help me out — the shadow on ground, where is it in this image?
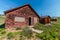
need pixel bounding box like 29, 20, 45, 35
0, 23, 5, 28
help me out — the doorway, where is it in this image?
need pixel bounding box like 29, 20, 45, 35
28, 17, 31, 26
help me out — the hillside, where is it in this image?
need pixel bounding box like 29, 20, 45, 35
0, 16, 5, 25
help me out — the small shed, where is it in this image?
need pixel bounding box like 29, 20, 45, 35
40, 16, 51, 24
4, 4, 40, 28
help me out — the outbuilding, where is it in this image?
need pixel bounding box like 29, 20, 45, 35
40, 16, 51, 24
4, 4, 40, 28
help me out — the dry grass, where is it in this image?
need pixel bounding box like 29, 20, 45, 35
0, 16, 5, 25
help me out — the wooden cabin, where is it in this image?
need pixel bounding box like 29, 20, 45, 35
40, 16, 51, 24
4, 4, 40, 28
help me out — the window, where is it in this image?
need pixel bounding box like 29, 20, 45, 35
15, 17, 25, 22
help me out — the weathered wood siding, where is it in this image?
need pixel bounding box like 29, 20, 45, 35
5, 5, 40, 28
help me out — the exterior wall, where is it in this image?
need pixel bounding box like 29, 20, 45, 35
45, 17, 51, 24
5, 6, 40, 28
40, 17, 51, 24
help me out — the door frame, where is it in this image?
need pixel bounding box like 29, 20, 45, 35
28, 17, 31, 26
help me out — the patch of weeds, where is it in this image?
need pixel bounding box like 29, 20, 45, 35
33, 23, 44, 30
20, 27, 33, 38
7, 32, 14, 39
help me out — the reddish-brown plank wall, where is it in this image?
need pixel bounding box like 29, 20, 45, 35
5, 5, 40, 28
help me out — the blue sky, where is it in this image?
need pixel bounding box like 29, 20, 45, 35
0, 0, 60, 17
